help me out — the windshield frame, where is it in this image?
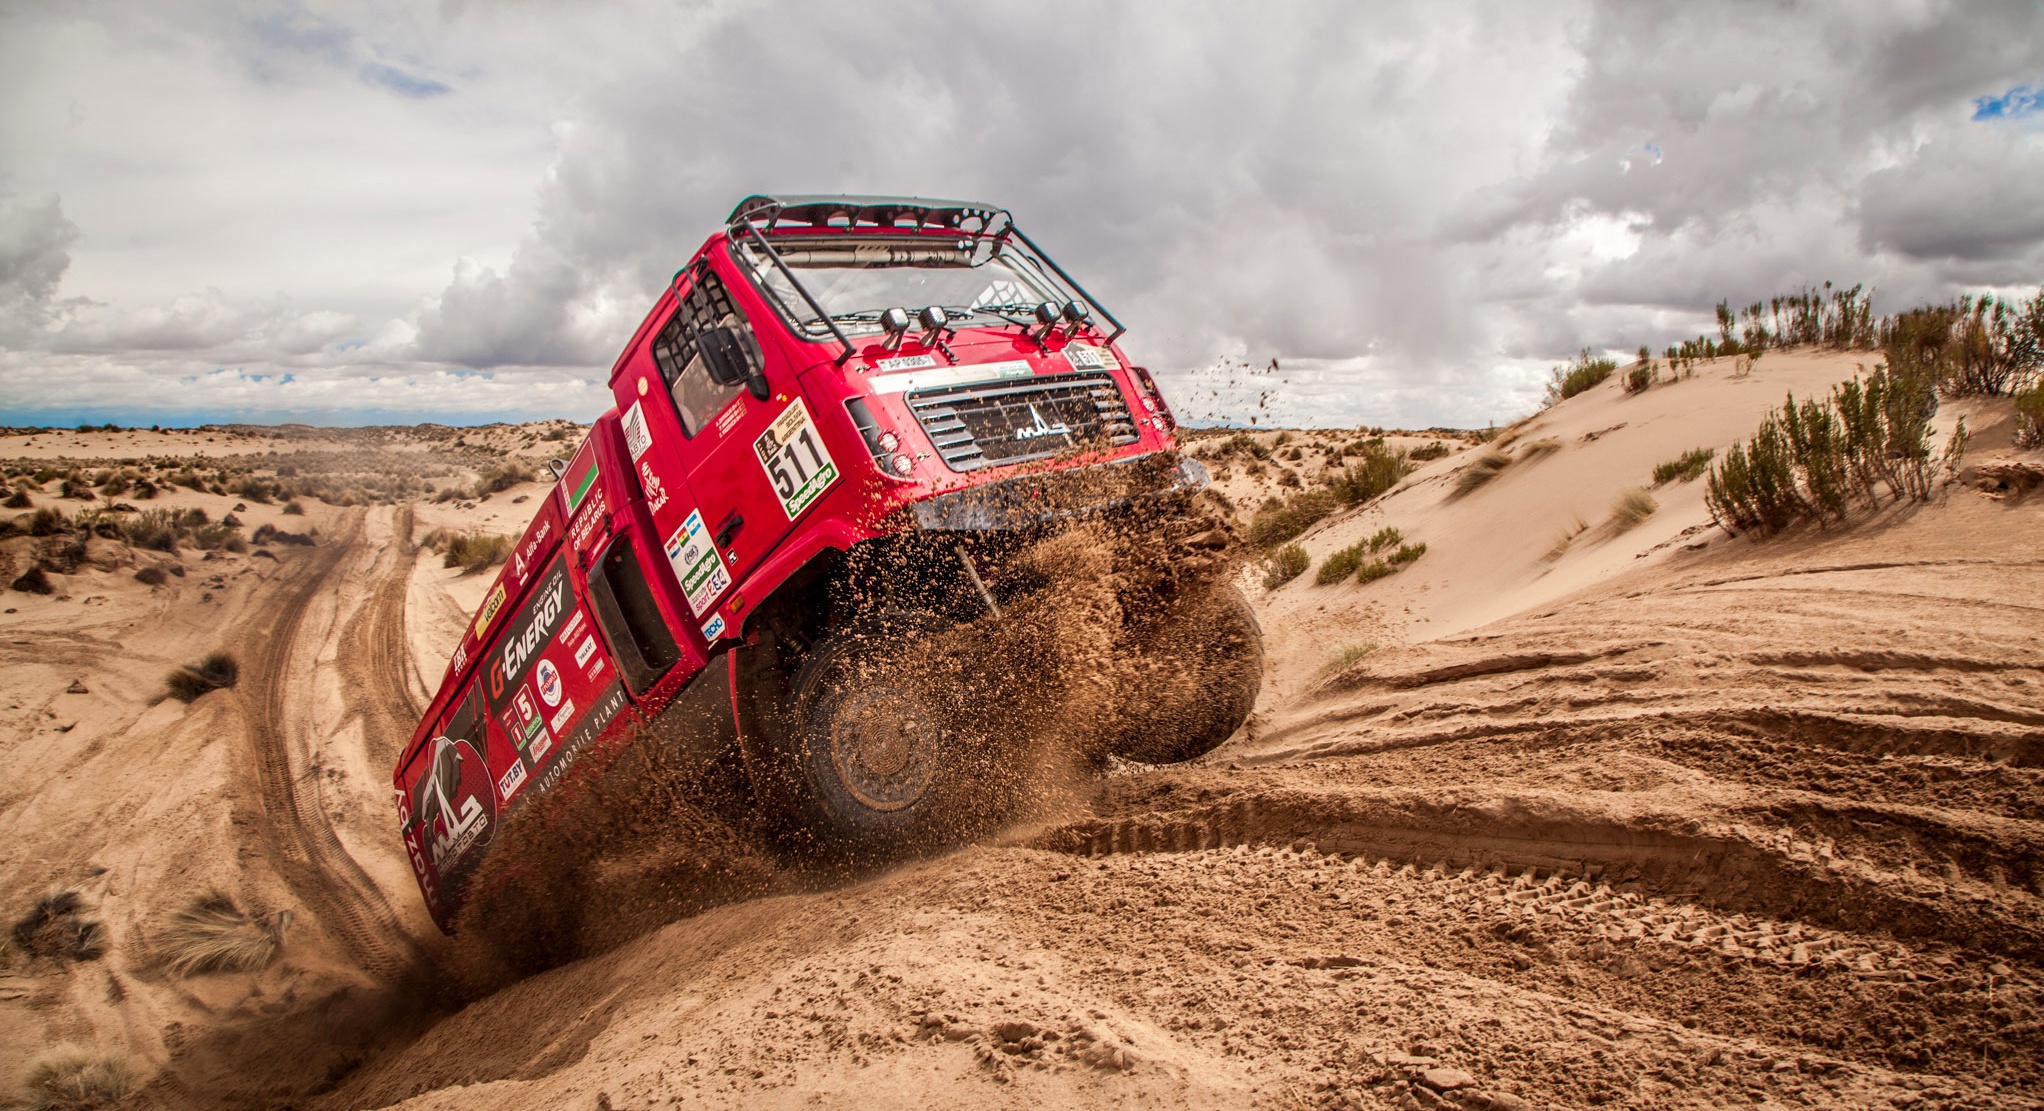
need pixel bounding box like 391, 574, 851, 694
729, 223, 1125, 356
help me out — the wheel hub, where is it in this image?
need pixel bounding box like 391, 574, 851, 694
826, 683, 940, 812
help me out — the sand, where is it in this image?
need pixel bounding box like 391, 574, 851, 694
0, 352, 2039, 1110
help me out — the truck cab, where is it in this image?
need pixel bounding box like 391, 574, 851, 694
395, 195, 1253, 932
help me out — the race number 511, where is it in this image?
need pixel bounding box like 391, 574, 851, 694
755, 399, 839, 520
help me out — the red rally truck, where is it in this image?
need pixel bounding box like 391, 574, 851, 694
394, 195, 1260, 931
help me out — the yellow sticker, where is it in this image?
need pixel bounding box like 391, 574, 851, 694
472, 582, 507, 640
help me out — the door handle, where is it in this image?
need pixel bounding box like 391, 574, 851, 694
715, 512, 744, 550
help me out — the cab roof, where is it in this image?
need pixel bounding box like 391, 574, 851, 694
727, 194, 1010, 236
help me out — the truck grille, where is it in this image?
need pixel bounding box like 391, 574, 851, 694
905, 371, 1138, 472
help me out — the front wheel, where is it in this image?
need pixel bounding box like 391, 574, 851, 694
742, 620, 990, 861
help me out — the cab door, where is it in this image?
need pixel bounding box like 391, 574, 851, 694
627, 255, 841, 629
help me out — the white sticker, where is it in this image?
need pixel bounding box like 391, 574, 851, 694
665, 508, 731, 617
623, 400, 653, 460
1064, 343, 1121, 371
754, 399, 840, 520
700, 613, 726, 642
574, 634, 597, 668
495, 759, 527, 803
535, 658, 564, 707
875, 353, 938, 372
867, 359, 1034, 394
547, 697, 577, 736
527, 728, 553, 762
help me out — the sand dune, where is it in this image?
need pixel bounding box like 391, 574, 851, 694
1, 355, 2039, 1110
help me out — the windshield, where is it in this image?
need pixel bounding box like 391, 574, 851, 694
739, 235, 1071, 338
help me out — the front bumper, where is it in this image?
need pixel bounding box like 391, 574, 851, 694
908, 452, 1209, 532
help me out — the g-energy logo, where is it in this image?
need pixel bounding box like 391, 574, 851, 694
491, 572, 569, 697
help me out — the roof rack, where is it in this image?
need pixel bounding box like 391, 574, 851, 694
727, 194, 1011, 236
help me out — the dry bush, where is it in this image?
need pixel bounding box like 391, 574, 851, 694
1610, 488, 1659, 531
1355, 558, 1396, 584
1313, 526, 1400, 585
1546, 514, 1589, 561
1652, 447, 1716, 485
10, 566, 54, 595
250, 523, 313, 547
1544, 350, 1618, 405
1326, 442, 1411, 506
26, 507, 68, 537
1706, 363, 1941, 536
10, 889, 107, 962
1624, 363, 1654, 394
1453, 449, 1510, 497
1388, 541, 1427, 565
1518, 437, 1562, 461
3, 488, 31, 508
165, 652, 239, 703
154, 891, 285, 976
281, 500, 305, 515
1262, 544, 1309, 589
133, 565, 168, 587
21, 1044, 135, 1111
472, 460, 538, 498
2015, 383, 2044, 448
1408, 441, 1450, 462
439, 530, 514, 574
1246, 490, 1336, 548
1320, 642, 1377, 674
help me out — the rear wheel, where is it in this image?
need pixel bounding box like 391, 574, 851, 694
1101, 580, 1263, 764
742, 619, 988, 861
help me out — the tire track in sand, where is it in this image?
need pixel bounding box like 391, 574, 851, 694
238, 508, 423, 982
338, 504, 423, 771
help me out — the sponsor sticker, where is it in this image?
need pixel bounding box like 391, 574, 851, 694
528, 727, 553, 762
622, 400, 653, 460
754, 399, 839, 520
665, 508, 731, 617
700, 613, 726, 642
714, 398, 748, 436
875, 353, 938, 372
495, 759, 527, 803
867, 359, 1033, 394
574, 634, 597, 668
472, 583, 507, 640
1063, 343, 1121, 371
535, 658, 563, 708
548, 696, 578, 736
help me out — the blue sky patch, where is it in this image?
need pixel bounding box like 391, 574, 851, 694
361, 63, 451, 99
1973, 83, 2042, 121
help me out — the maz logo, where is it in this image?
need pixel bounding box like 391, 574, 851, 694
1013, 404, 1071, 442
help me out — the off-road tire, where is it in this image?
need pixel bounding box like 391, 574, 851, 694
744, 618, 987, 862
1104, 580, 1263, 764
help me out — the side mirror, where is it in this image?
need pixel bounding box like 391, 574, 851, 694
698, 326, 770, 400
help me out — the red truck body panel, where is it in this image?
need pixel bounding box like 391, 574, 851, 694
396, 197, 1183, 930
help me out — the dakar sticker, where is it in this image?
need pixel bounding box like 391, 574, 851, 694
664, 508, 730, 617
754, 398, 838, 521
622, 399, 653, 460
472, 582, 507, 640
1063, 343, 1121, 371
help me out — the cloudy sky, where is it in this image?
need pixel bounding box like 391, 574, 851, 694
1, 0, 2039, 429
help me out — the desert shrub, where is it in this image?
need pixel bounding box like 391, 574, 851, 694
2016, 383, 2044, 448
472, 460, 538, 498
1652, 447, 1716, 485
21, 1044, 134, 1111
431, 486, 462, 504
154, 891, 284, 976
1453, 449, 1510, 496
35, 536, 87, 574
1544, 349, 1619, 406
1326, 442, 1411, 506
229, 477, 275, 504
439, 530, 515, 573
1624, 364, 1653, 394
1389, 541, 1427, 565
1518, 437, 1562, 461
188, 524, 246, 553
165, 652, 239, 703
1610, 488, 1659, 531
1262, 544, 1309, 589
1706, 364, 1941, 535
1276, 469, 1301, 488
1881, 292, 2043, 398
1408, 441, 1450, 462
10, 889, 107, 962
3, 488, 31, 508
1355, 558, 1396, 584
120, 509, 184, 552
1316, 544, 1365, 584
1546, 514, 1589, 561
59, 478, 94, 500
1320, 642, 1377, 673
281, 500, 305, 515
129, 478, 157, 499
10, 566, 54, 594
97, 475, 128, 498
26, 507, 68, 537
1322, 528, 1421, 585
1246, 490, 1337, 548
250, 523, 314, 547
133, 565, 169, 587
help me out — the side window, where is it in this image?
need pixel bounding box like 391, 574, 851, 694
651, 266, 765, 437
